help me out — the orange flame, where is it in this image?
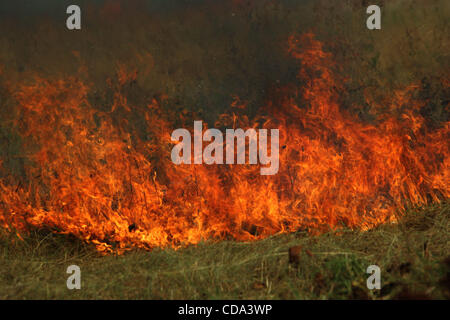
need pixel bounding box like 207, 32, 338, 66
0, 33, 448, 254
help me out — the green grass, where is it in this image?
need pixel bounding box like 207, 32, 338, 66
0, 202, 448, 299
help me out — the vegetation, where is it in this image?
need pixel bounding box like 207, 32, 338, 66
0, 202, 448, 299
0, 0, 448, 299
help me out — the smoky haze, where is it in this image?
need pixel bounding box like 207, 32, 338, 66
0, 0, 219, 16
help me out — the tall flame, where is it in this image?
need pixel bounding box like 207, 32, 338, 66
0, 33, 448, 254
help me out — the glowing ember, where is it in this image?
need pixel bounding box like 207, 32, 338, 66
0, 33, 448, 254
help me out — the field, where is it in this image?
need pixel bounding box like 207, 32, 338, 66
0, 203, 448, 299
0, 0, 449, 300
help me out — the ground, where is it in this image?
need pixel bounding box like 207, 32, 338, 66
0, 202, 448, 299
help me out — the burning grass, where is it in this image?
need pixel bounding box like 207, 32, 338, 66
0, 202, 448, 299
0, 31, 448, 253
0, 0, 448, 298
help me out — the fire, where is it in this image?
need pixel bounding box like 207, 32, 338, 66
0, 33, 448, 254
